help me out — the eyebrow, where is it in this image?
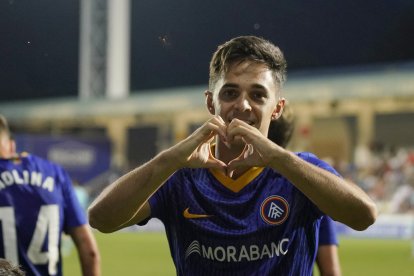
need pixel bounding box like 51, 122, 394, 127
220, 83, 239, 90
251, 84, 267, 91
221, 83, 267, 90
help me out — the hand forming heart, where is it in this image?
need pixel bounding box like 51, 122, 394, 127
177, 116, 279, 177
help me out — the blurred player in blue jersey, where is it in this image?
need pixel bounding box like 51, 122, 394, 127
0, 115, 100, 276
89, 36, 376, 275
268, 105, 341, 276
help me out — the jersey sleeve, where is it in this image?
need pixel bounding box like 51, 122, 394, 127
146, 171, 178, 223
58, 166, 87, 232
295, 152, 342, 219
296, 153, 340, 245
297, 152, 341, 177
318, 215, 339, 246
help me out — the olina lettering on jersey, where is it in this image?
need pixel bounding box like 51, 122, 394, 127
0, 169, 55, 192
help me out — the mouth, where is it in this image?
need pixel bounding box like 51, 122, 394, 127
228, 118, 255, 126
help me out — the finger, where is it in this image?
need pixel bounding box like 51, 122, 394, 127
213, 115, 226, 126
210, 116, 228, 141
226, 168, 234, 178
206, 120, 226, 139
227, 124, 264, 145
196, 141, 214, 163
227, 158, 246, 174
226, 119, 255, 142
206, 139, 228, 172
243, 143, 254, 157
191, 121, 224, 146
227, 144, 251, 172
205, 158, 227, 171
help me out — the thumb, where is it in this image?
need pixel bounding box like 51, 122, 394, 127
204, 156, 228, 176
226, 144, 254, 175
226, 157, 245, 175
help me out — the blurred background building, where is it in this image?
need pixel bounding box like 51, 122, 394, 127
1, 0, 414, 220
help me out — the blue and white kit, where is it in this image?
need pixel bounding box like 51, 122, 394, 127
0, 154, 86, 276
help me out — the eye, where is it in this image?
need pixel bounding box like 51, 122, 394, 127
220, 89, 239, 101
251, 91, 267, 102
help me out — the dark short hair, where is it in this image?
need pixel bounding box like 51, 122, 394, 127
209, 36, 287, 91
268, 103, 295, 148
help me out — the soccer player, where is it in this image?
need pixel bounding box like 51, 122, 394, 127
268, 106, 341, 276
0, 115, 101, 276
89, 35, 376, 275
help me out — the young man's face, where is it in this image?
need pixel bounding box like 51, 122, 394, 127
206, 61, 284, 138
0, 133, 14, 158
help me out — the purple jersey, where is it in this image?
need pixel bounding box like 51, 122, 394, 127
318, 216, 338, 246
147, 152, 339, 275
0, 154, 86, 276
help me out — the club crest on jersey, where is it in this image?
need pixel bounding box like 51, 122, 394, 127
260, 195, 289, 225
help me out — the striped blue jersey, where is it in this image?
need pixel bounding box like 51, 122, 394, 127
148, 152, 340, 275
0, 154, 87, 276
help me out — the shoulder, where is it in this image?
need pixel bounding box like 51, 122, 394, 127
24, 154, 70, 180
161, 168, 207, 192
296, 152, 322, 163
295, 152, 339, 176
26, 154, 63, 169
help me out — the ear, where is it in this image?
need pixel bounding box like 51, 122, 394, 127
0, 136, 15, 158
271, 97, 285, 120
204, 90, 215, 115
10, 139, 16, 156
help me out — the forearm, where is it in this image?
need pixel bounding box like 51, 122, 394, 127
271, 149, 377, 230
78, 243, 100, 276
80, 259, 100, 276
88, 148, 179, 232
316, 245, 341, 276
70, 226, 101, 276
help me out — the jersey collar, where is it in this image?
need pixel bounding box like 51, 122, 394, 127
209, 167, 264, 193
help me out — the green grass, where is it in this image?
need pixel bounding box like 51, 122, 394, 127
337, 238, 414, 276
63, 232, 414, 275
63, 232, 175, 275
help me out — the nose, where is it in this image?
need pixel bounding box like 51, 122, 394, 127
235, 95, 252, 112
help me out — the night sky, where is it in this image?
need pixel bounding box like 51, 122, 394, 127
1, 0, 414, 102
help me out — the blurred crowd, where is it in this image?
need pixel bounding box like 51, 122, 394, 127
333, 144, 414, 215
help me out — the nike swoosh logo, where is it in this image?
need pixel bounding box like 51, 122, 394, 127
183, 208, 212, 219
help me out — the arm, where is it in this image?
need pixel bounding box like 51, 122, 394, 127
88, 116, 227, 233
69, 225, 101, 276
226, 119, 377, 230
316, 245, 341, 276
272, 149, 376, 230
88, 151, 178, 233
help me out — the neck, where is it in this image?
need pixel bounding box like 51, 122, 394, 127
214, 137, 249, 179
